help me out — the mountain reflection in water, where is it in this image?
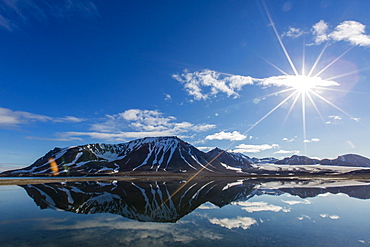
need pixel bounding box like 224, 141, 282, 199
21, 178, 370, 223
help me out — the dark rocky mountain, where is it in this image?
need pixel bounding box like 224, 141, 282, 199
275, 155, 320, 165
207, 147, 254, 168
275, 154, 370, 167
1, 136, 370, 177
319, 154, 370, 167
21, 178, 370, 222
1, 137, 238, 177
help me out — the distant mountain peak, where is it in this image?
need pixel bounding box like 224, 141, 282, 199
208, 147, 223, 152
1, 136, 370, 177
2, 136, 238, 176
274, 155, 319, 165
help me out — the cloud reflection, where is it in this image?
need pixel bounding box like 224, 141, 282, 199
281, 199, 311, 205
37, 215, 223, 245
233, 201, 290, 213
209, 216, 257, 230
197, 203, 219, 210
320, 214, 340, 219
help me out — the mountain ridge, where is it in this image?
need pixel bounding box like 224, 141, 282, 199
1, 136, 370, 177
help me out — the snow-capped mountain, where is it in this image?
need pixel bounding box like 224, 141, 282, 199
250, 157, 279, 164
2, 136, 370, 177
207, 147, 254, 168
320, 154, 370, 167
274, 154, 370, 167
275, 155, 320, 165
2, 136, 237, 176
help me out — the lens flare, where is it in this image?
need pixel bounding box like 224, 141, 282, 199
48, 158, 59, 176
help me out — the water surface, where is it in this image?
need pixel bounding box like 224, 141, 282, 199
1, 178, 370, 246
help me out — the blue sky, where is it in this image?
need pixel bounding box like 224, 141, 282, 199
1, 0, 370, 170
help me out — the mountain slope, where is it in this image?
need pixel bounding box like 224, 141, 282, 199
274, 155, 320, 165
207, 148, 254, 168
320, 154, 370, 167
274, 154, 370, 167
2, 136, 370, 177
2, 136, 232, 176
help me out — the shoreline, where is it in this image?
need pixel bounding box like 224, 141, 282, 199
1, 174, 370, 186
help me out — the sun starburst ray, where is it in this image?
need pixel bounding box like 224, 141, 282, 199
301, 91, 307, 154
308, 42, 329, 77
257, 88, 296, 100
302, 39, 306, 76
324, 66, 370, 81
309, 89, 356, 119
306, 90, 326, 124
263, 57, 290, 75
244, 90, 298, 134
314, 86, 369, 95
281, 90, 301, 128
314, 47, 353, 77
263, 0, 299, 76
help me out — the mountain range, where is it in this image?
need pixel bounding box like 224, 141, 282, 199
2, 136, 370, 177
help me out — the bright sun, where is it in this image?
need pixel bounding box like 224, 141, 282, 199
241, 3, 360, 156
273, 75, 339, 93
292, 75, 322, 92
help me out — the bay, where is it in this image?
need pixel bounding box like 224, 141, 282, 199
1, 177, 370, 246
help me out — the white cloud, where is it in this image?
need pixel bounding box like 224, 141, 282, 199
259, 75, 338, 88
173, 69, 254, 100
283, 27, 305, 38
282, 136, 297, 142
63, 109, 216, 142
54, 116, 85, 123
303, 138, 320, 143
0, 107, 84, 127
209, 216, 257, 230
329, 21, 370, 46
91, 109, 215, 133
232, 201, 290, 213
329, 115, 341, 120
312, 20, 329, 44
311, 20, 370, 47
164, 93, 172, 101
26, 136, 83, 142
205, 131, 246, 141
191, 124, 216, 132
325, 115, 342, 125
173, 70, 339, 100
232, 143, 279, 153
61, 131, 176, 142
274, 149, 300, 155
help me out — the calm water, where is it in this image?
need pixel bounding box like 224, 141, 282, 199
1, 178, 370, 246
